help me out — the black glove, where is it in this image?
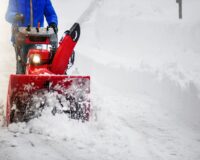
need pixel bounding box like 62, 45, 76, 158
14, 13, 24, 22
49, 23, 58, 34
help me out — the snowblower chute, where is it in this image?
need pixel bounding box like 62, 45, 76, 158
6, 23, 90, 124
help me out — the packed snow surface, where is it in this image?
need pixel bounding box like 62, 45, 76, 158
0, 0, 200, 159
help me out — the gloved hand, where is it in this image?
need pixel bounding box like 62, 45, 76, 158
14, 13, 24, 22
49, 23, 58, 34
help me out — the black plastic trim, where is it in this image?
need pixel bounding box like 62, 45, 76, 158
64, 23, 81, 42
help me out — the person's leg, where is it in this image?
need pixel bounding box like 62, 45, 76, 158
14, 46, 24, 74
15, 45, 31, 74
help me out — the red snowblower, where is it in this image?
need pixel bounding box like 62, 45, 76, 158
6, 23, 90, 125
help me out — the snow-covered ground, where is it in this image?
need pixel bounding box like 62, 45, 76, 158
0, 0, 200, 159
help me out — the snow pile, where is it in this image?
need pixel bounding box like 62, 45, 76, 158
2, 83, 200, 160
77, 0, 200, 127
79, 0, 200, 88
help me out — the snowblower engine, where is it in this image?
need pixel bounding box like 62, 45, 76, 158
6, 23, 90, 124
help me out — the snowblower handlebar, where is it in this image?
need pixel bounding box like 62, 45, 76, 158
15, 23, 80, 46
18, 26, 55, 36
15, 26, 57, 45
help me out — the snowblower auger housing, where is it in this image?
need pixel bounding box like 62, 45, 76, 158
6, 23, 90, 125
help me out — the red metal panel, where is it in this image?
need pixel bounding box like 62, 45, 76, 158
51, 35, 76, 74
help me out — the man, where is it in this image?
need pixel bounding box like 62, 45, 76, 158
5, 0, 58, 74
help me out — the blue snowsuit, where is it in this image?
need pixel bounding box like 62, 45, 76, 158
5, 0, 58, 27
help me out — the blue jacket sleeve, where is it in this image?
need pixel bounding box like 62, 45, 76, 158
5, 0, 18, 24
44, 0, 58, 26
